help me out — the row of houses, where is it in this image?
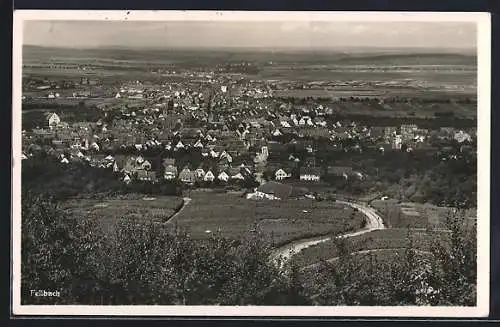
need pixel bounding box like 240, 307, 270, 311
121, 164, 254, 185
86, 154, 254, 185
273, 166, 363, 182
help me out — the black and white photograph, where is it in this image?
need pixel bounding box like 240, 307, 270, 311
11, 11, 490, 317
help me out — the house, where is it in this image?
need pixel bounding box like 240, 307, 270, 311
392, 135, 403, 150
122, 157, 137, 174
113, 161, 120, 173
163, 158, 178, 180
231, 171, 245, 181
210, 149, 220, 158
137, 170, 157, 182
203, 170, 215, 182
175, 140, 185, 150
280, 120, 291, 128
164, 165, 178, 180
90, 142, 100, 151
239, 165, 254, 179
454, 130, 472, 143
47, 113, 61, 129
217, 157, 231, 171
272, 129, 282, 137
163, 158, 175, 166
140, 159, 152, 171
218, 171, 230, 182
73, 91, 92, 98
123, 174, 132, 184
219, 150, 233, 163
193, 139, 204, 148
179, 166, 196, 184
275, 168, 292, 181
352, 171, 364, 180
313, 117, 327, 127
299, 167, 321, 182
201, 148, 210, 157
384, 127, 397, 139
250, 181, 306, 200
195, 165, 206, 180
377, 143, 392, 153
135, 155, 145, 165
223, 167, 242, 180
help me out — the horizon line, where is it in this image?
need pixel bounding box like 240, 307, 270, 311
23, 44, 476, 53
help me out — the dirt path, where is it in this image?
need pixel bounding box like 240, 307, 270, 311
164, 197, 192, 224
271, 200, 385, 269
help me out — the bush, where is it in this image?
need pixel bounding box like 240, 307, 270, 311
308, 211, 477, 306
21, 192, 310, 305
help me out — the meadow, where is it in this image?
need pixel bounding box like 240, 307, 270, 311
370, 200, 477, 229
22, 46, 477, 120
291, 228, 448, 269
169, 190, 365, 245
61, 194, 184, 233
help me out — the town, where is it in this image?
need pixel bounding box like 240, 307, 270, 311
22, 70, 477, 206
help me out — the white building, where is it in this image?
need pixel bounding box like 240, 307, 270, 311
275, 169, 290, 181
392, 135, 402, 150
204, 170, 215, 182
454, 130, 472, 143
195, 167, 206, 179
218, 171, 229, 182
300, 174, 320, 182
175, 141, 185, 150
47, 113, 61, 129
194, 139, 204, 148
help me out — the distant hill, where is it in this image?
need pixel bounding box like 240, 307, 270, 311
22, 45, 476, 67
333, 52, 476, 66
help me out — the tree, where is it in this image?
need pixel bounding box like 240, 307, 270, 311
21, 192, 309, 305
427, 210, 477, 306
21, 191, 104, 304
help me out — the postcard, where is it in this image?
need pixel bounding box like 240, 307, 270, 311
11, 10, 491, 317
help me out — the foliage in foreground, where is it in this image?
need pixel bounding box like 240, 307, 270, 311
21, 191, 476, 306
21, 191, 308, 305
307, 211, 476, 306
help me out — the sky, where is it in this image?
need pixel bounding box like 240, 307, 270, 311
23, 21, 477, 50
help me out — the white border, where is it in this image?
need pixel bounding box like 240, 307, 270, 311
11, 10, 491, 317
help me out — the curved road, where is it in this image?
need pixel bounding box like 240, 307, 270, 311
271, 200, 385, 269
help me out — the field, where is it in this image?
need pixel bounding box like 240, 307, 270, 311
22, 46, 478, 120
371, 200, 477, 229
290, 228, 448, 268
61, 194, 184, 233
169, 190, 365, 245
297, 247, 434, 293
